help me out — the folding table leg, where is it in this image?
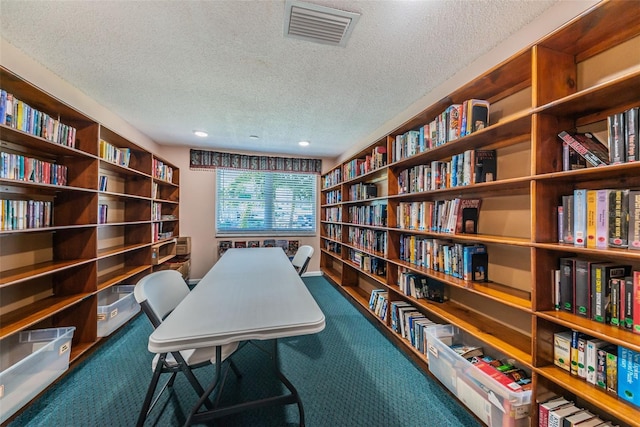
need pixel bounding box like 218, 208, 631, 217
136, 352, 168, 427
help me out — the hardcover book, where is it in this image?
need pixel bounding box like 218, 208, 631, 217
473, 149, 496, 183
624, 275, 634, 330
585, 189, 597, 248
562, 143, 587, 171
466, 99, 490, 134
554, 331, 572, 371
455, 198, 482, 234
585, 338, 607, 385
595, 189, 610, 249
558, 131, 609, 167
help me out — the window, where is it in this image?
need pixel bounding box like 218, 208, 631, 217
216, 169, 317, 235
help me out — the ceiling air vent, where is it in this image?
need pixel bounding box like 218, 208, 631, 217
284, 1, 360, 47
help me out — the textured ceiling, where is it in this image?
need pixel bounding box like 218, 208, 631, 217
0, 0, 570, 159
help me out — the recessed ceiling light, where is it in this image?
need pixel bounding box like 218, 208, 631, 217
249, 135, 260, 140
193, 130, 208, 137
298, 140, 310, 147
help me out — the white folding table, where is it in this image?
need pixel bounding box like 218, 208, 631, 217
147, 247, 326, 426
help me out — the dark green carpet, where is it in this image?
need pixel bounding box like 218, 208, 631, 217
10, 276, 480, 426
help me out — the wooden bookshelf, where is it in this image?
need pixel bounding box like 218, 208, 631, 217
0, 65, 180, 419
320, 2, 640, 426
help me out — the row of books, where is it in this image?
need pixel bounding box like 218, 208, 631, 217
99, 139, 131, 168
218, 240, 300, 257
1, 151, 68, 186
152, 202, 162, 221
396, 198, 481, 235
152, 158, 173, 182
98, 175, 108, 192
555, 260, 640, 331
324, 189, 341, 204
559, 106, 638, 170
0, 90, 78, 148
553, 330, 639, 409
389, 299, 442, 355
399, 236, 488, 282
343, 146, 387, 180
325, 207, 342, 222
324, 240, 341, 255
348, 182, 377, 201
397, 149, 496, 195
539, 393, 621, 427
397, 267, 445, 302
322, 168, 342, 189
347, 226, 387, 256
151, 182, 159, 199
324, 223, 341, 240
558, 189, 640, 250
153, 222, 173, 242
390, 99, 490, 163
348, 249, 386, 276
346, 204, 387, 226
1, 199, 53, 230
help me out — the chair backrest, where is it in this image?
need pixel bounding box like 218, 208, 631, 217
291, 245, 314, 276
134, 270, 190, 329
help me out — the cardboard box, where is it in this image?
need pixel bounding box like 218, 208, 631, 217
160, 259, 191, 280
176, 236, 191, 255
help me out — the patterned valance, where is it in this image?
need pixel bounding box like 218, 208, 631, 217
190, 149, 322, 174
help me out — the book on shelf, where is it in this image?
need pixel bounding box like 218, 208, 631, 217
595, 189, 610, 249
563, 411, 596, 427
562, 195, 575, 244
574, 259, 592, 317
557, 131, 609, 167
539, 397, 572, 427
626, 106, 638, 162
465, 99, 490, 135
585, 337, 607, 385
591, 263, 631, 324
586, 189, 597, 248
562, 143, 588, 171
609, 277, 623, 327
617, 345, 640, 408
554, 331, 572, 371
624, 275, 634, 331
573, 189, 587, 247
635, 271, 640, 335
455, 198, 482, 234
548, 403, 581, 427
609, 189, 629, 248
559, 258, 577, 313
98, 175, 108, 192
473, 149, 496, 183
628, 190, 640, 250
608, 111, 627, 164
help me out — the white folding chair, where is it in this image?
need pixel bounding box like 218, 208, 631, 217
134, 270, 241, 426
291, 245, 314, 276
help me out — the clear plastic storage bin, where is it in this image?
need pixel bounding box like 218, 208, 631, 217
0, 327, 75, 424
426, 324, 531, 427
97, 285, 140, 337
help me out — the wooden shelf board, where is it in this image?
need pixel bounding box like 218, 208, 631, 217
0, 292, 92, 339
341, 242, 386, 260
341, 167, 388, 186
320, 236, 342, 245
536, 70, 640, 119
99, 158, 150, 178
99, 190, 150, 201
153, 177, 178, 187
388, 259, 532, 311
321, 268, 342, 285
0, 177, 96, 194
537, 310, 640, 352
415, 299, 532, 367
97, 243, 150, 259
320, 248, 343, 261
0, 224, 94, 237
342, 260, 387, 286
69, 341, 95, 364
388, 176, 531, 200
0, 259, 95, 287
0, 126, 91, 157
97, 264, 151, 291
534, 162, 640, 185
536, 365, 640, 426
342, 285, 370, 307
533, 242, 640, 262
152, 198, 179, 204
386, 228, 532, 248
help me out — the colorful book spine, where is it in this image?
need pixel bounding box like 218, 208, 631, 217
573, 189, 586, 247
